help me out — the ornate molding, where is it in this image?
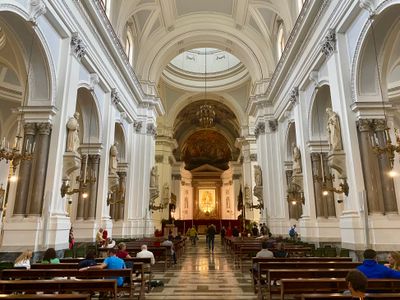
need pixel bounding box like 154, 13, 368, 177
356, 119, 373, 132
111, 88, 120, 106
155, 155, 164, 163
289, 87, 299, 105
146, 123, 157, 137
250, 154, 257, 162
232, 174, 241, 180
172, 174, 182, 181
321, 28, 336, 57
254, 122, 265, 138
29, 0, 47, 24
36, 122, 52, 135
133, 120, 142, 133
268, 119, 278, 132
89, 73, 99, 90
70, 32, 86, 60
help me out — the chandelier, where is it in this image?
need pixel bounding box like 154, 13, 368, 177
197, 104, 215, 128
196, 47, 216, 128
368, 16, 400, 171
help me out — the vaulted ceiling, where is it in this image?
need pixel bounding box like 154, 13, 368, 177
111, 0, 299, 84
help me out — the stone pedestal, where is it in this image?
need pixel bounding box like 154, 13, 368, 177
62, 152, 81, 180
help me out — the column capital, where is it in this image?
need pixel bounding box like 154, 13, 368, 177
71, 32, 86, 60
24, 123, 37, 135
321, 28, 336, 57
357, 119, 373, 132
36, 122, 52, 135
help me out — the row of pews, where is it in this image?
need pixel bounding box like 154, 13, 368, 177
224, 236, 400, 300
0, 236, 187, 299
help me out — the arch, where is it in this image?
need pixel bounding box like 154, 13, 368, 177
75, 87, 101, 144
135, 16, 273, 84
166, 92, 247, 129
308, 85, 332, 141
0, 9, 54, 106
352, 2, 400, 102
114, 122, 126, 162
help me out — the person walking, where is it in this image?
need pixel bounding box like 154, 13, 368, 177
207, 224, 216, 253
187, 226, 198, 246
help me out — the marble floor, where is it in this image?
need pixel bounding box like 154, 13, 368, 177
146, 235, 257, 300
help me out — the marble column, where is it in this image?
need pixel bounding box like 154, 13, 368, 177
357, 120, 384, 214
28, 122, 52, 215
13, 123, 36, 215
311, 153, 324, 218
117, 171, 127, 220
322, 154, 336, 217
76, 155, 86, 220
88, 154, 100, 219
374, 119, 398, 213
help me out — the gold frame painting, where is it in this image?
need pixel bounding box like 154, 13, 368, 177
198, 189, 216, 214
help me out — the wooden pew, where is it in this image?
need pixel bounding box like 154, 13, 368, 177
258, 269, 352, 300
300, 293, 400, 300
282, 278, 400, 300
251, 257, 354, 293
0, 279, 116, 300
0, 268, 135, 298
0, 294, 91, 299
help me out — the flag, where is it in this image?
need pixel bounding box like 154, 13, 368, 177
237, 186, 243, 211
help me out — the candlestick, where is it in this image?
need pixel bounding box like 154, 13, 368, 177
83, 154, 88, 183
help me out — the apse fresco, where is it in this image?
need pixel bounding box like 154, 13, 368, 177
181, 130, 232, 170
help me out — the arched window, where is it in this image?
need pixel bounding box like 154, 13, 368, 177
277, 22, 285, 59
125, 29, 134, 65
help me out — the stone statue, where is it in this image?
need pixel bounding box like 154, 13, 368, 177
66, 112, 80, 153
109, 142, 118, 175
326, 108, 343, 151
150, 166, 158, 188
292, 144, 302, 175
254, 165, 262, 186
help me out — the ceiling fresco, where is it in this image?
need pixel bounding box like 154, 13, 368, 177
180, 130, 232, 170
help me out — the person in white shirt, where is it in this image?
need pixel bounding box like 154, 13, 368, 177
161, 237, 177, 264
14, 250, 32, 269
136, 244, 155, 265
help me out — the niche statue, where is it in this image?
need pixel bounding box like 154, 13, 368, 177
109, 142, 119, 175
326, 108, 343, 151
292, 144, 302, 175
150, 166, 158, 188
66, 112, 80, 153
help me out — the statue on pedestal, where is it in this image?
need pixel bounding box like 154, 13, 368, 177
326, 108, 343, 151
150, 166, 158, 188
109, 142, 118, 175
292, 144, 302, 175
66, 112, 80, 153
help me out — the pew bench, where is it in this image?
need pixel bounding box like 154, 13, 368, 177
0, 280, 116, 300
0, 295, 90, 299
0, 268, 138, 298
299, 293, 400, 300
282, 278, 400, 300
257, 268, 352, 300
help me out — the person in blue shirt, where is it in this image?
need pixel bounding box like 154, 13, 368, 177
357, 249, 400, 279
80, 248, 126, 286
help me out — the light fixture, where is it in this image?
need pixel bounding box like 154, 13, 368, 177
149, 198, 168, 212
0, 36, 35, 170
368, 15, 400, 169
196, 48, 216, 128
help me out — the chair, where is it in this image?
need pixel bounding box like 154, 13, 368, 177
340, 248, 350, 257
0, 261, 14, 269
75, 246, 86, 258
313, 248, 324, 257
325, 248, 337, 257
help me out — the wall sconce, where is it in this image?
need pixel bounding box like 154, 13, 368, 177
106, 188, 125, 206
149, 197, 168, 212
60, 178, 89, 198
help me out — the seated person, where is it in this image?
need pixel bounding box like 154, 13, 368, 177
161, 237, 177, 264
357, 248, 400, 278
42, 247, 60, 264
273, 243, 288, 258
14, 250, 32, 269
252, 241, 274, 275
116, 242, 132, 259
78, 250, 98, 269
136, 244, 155, 265
175, 232, 182, 241
384, 251, 400, 271
80, 248, 126, 287
343, 270, 367, 298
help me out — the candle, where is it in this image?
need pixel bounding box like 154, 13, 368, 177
320, 153, 325, 182
83, 155, 88, 183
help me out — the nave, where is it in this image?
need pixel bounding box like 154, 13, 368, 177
147, 236, 256, 300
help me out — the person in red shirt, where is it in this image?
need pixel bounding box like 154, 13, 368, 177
116, 242, 132, 259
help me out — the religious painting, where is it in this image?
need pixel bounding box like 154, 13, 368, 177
198, 189, 216, 214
